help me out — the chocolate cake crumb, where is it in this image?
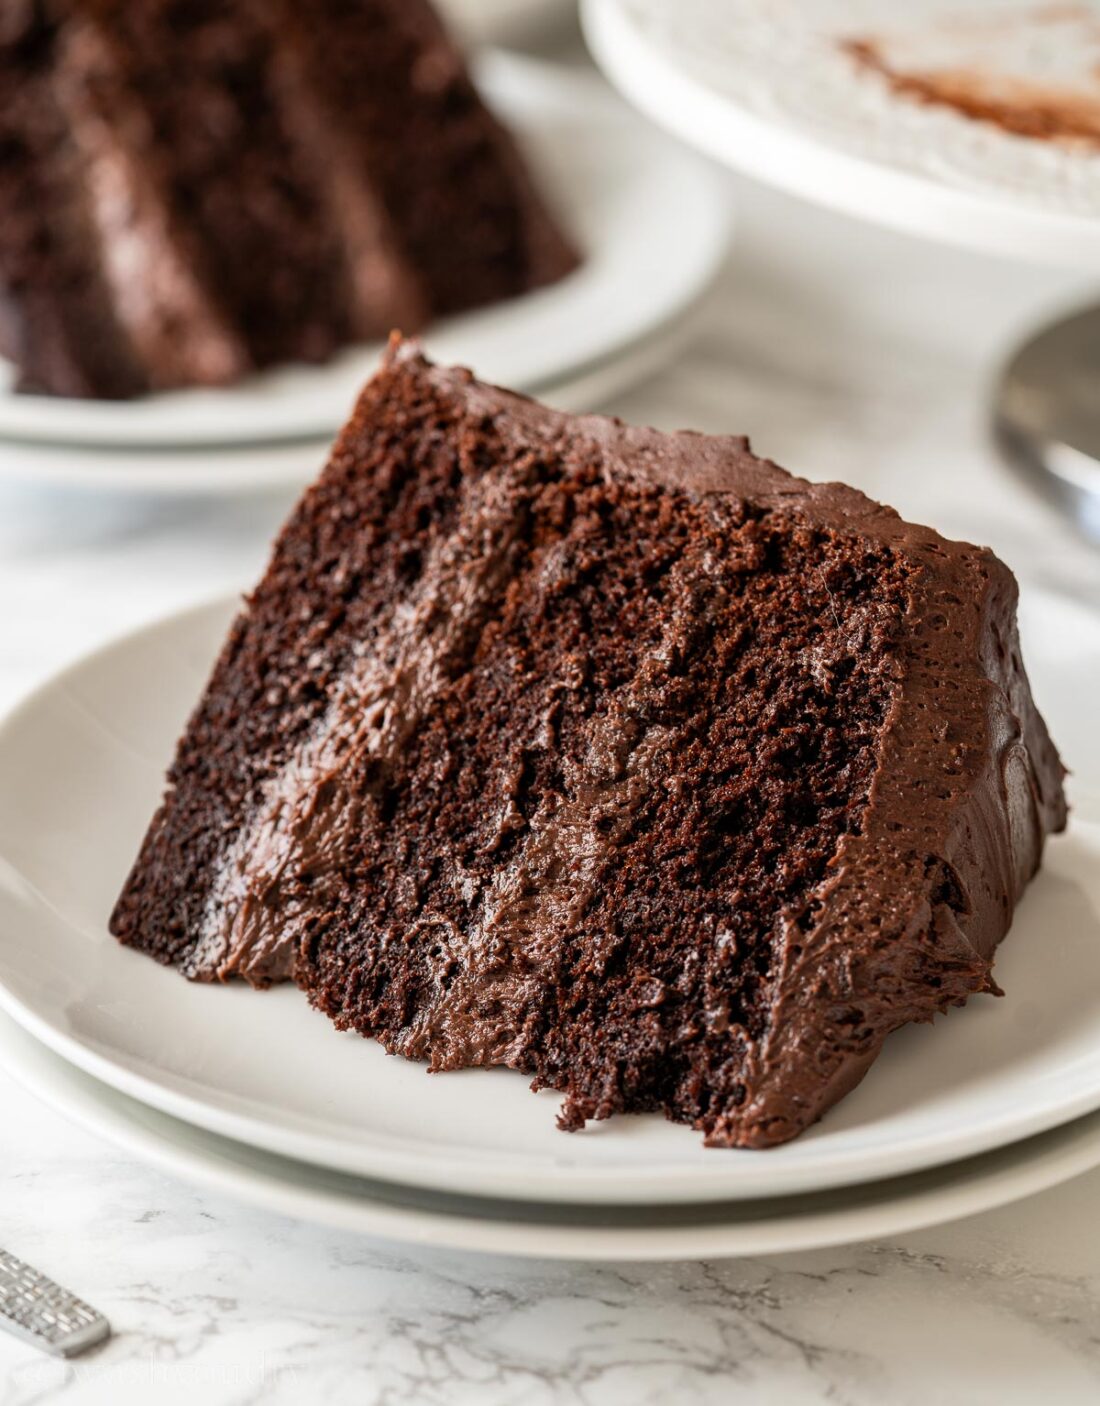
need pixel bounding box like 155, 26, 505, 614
110, 341, 1066, 1148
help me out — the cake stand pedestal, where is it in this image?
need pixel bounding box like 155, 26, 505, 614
582, 0, 1100, 544
994, 306, 1100, 543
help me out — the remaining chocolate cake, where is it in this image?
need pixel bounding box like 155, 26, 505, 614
111, 341, 1066, 1148
0, 0, 576, 400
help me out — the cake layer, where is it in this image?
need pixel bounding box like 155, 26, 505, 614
111, 342, 1066, 1147
63, 0, 363, 373
0, 3, 147, 397
272, 0, 578, 319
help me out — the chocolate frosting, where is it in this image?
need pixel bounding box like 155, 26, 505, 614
111, 341, 1067, 1147
417, 349, 1063, 1142
435, 351, 1065, 1142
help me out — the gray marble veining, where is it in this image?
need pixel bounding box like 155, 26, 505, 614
4, 1067, 1100, 1406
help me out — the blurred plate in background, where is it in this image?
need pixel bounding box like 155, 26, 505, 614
0, 53, 729, 454
0, 308, 703, 495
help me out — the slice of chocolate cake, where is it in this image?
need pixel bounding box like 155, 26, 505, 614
110, 342, 1066, 1148
0, 0, 576, 399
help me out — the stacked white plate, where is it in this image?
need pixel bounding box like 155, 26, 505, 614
0, 53, 730, 495
0, 586, 1099, 1259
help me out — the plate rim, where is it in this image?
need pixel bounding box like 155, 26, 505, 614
0, 590, 1098, 1207
4, 1007, 1100, 1260
0, 306, 704, 495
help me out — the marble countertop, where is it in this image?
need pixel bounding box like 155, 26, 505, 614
3, 96, 1100, 1406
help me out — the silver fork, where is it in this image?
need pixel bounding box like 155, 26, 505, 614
0, 1249, 110, 1357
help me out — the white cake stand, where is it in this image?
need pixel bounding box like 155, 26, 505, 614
441, 0, 574, 49
582, 0, 1100, 542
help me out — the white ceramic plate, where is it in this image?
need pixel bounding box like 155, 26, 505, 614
441, 0, 573, 48
0, 587, 1097, 1206
0, 308, 703, 495
583, 0, 1100, 270
6, 1010, 1100, 1260
0, 53, 729, 451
